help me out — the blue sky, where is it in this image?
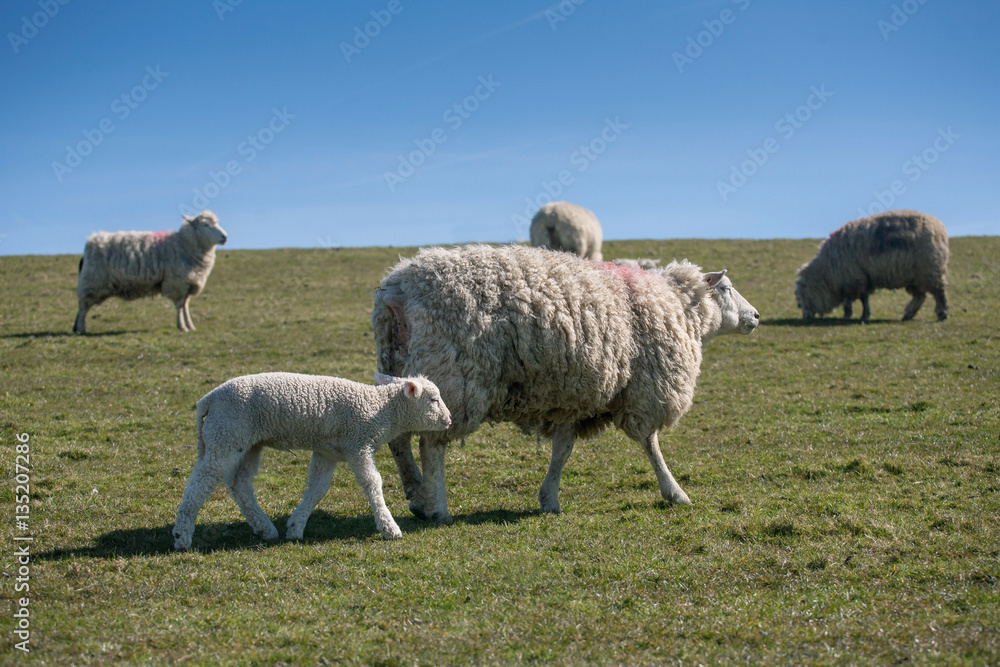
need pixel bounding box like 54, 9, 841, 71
1, 0, 997, 256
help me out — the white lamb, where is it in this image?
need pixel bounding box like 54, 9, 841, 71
529, 201, 603, 260
172, 372, 452, 550
73, 211, 227, 334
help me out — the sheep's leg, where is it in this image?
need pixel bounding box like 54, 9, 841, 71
932, 288, 948, 321
174, 299, 189, 332
539, 423, 576, 514
173, 456, 236, 550
286, 451, 338, 541
388, 433, 425, 518
842, 298, 853, 320
860, 293, 871, 322
344, 445, 402, 539
73, 305, 88, 335
640, 431, 691, 505
418, 434, 453, 525
225, 445, 278, 541
902, 287, 926, 321
182, 296, 195, 331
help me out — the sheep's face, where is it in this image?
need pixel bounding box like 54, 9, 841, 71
184, 210, 228, 247
794, 269, 835, 319
708, 270, 759, 335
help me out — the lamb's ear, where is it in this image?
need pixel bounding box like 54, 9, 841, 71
705, 269, 727, 288
404, 380, 422, 399
182, 214, 195, 223
373, 372, 396, 386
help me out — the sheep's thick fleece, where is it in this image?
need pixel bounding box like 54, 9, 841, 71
795, 209, 949, 322
73, 210, 226, 334
172, 372, 451, 549
530, 201, 603, 260
373, 244, 759, 524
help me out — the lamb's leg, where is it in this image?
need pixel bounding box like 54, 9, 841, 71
640, 431, 691, 505
932, 288, 948, 321
388, 433, 425, 519
286, 451, 338, 541
539, 423, 576, 514
225, 445, 278, 541
860, 293, 871, 322
343, 445, 402, 539
173, 456, 235, 550
418, 434, 452, 525
902, 287, 926, 321
842, 298, 853, 320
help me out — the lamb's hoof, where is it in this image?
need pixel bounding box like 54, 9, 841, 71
380, 523, 403, 540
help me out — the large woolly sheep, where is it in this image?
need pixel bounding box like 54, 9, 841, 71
530, 201, 603, 260
372, 244, 759, 525
73, 211, 227, 334
172, 372, 452, 550
795, 210, 949, 322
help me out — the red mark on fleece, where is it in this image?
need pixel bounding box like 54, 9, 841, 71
597, 261, 651, 293
150, 231, 173, 244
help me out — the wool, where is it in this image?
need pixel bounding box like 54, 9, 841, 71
372, 244, 759, 524
172, 372, 451, 549
529, 201, 603, 260
795, 210, 949, 321
73, 210, 227, 334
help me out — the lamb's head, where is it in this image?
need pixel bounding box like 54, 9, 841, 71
374, 373, 452, 431
707, 269, 759, 335
794, 263, 835, 319
183, 210, 228, 248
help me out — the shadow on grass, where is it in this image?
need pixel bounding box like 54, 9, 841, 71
762, 317, 897, 327
1, 330, 132, 339
34, 508, 539, 560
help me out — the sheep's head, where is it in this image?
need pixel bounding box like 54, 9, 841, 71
707, 269, 759, 335
375, 373, 452, 432
183, 210, 228, 248
794, 264, 835, 319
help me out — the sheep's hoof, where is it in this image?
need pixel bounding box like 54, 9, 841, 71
381, 524, 403, 540
257, 524, 279, 541
539, 491, 561, 514
937, 313, 948, 321
173, 532, 192, 551
428, 510, 454, 526
409, 500, 428, 521
666, 490, 692, 506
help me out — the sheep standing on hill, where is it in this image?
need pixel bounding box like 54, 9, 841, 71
172, 372, 452, 550
73, 211, 227, 334
530, 201, 603, 260
795, 210, 949, 322
372, 244, 759, 525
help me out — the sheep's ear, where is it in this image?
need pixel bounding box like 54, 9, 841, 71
182, 214, 194, 223
705, 269, 727, 287
373, 372, 396, 386
404, 380, 422, 399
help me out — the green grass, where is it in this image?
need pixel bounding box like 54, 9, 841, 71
1, 238, 998, 665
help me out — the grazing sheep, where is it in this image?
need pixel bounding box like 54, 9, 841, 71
611, 258, 661, 270
172, 372, 452, 550
73, 211, 227, 334
372, 244, 759, 525
795, 210, 949, 322
530, 201, 603, 260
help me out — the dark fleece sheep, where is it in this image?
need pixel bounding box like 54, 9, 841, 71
795, 210, 949, 322
372, 244, 759, 525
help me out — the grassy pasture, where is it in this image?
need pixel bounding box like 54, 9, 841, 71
1, 237, 997, 665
